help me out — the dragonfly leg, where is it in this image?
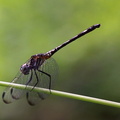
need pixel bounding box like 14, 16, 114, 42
25, 70, 33, 86
37, 69, 51, 90
26, 70, 39, 91
32, 70, 39, 89
25, 69, 43, 92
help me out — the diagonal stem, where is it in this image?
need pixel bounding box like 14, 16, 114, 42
0, 81, 120, 108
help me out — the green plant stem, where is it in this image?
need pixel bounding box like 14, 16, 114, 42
0, 81, 120, 108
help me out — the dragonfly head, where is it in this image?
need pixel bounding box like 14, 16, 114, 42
20, 63, 30, 75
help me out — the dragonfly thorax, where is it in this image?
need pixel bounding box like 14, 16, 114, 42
20, 63, 30, 75
20, 56, 44, 75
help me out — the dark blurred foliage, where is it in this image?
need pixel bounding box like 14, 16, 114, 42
0, 0, 120, 120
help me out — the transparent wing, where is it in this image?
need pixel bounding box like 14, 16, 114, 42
26, 57, 58, 105
2, 69, 32, 104
2, 57, 58, 105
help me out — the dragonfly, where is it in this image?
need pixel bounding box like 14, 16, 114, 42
2, 24, 100, 105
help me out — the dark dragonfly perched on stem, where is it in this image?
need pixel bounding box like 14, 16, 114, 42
2, 24, 100, 105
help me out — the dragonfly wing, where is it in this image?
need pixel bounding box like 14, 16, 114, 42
38, 57, 58, 89
2, 87, 15, 104
25, 68, 48, 105
26, 57, 58, 105
3, 57, 58, 105
26, 92, 46, 106
2, 70, 32, 104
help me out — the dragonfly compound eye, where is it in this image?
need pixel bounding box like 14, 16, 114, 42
20, 63, 30, 75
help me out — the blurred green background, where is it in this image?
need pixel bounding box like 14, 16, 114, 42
0, 0, 120, 120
